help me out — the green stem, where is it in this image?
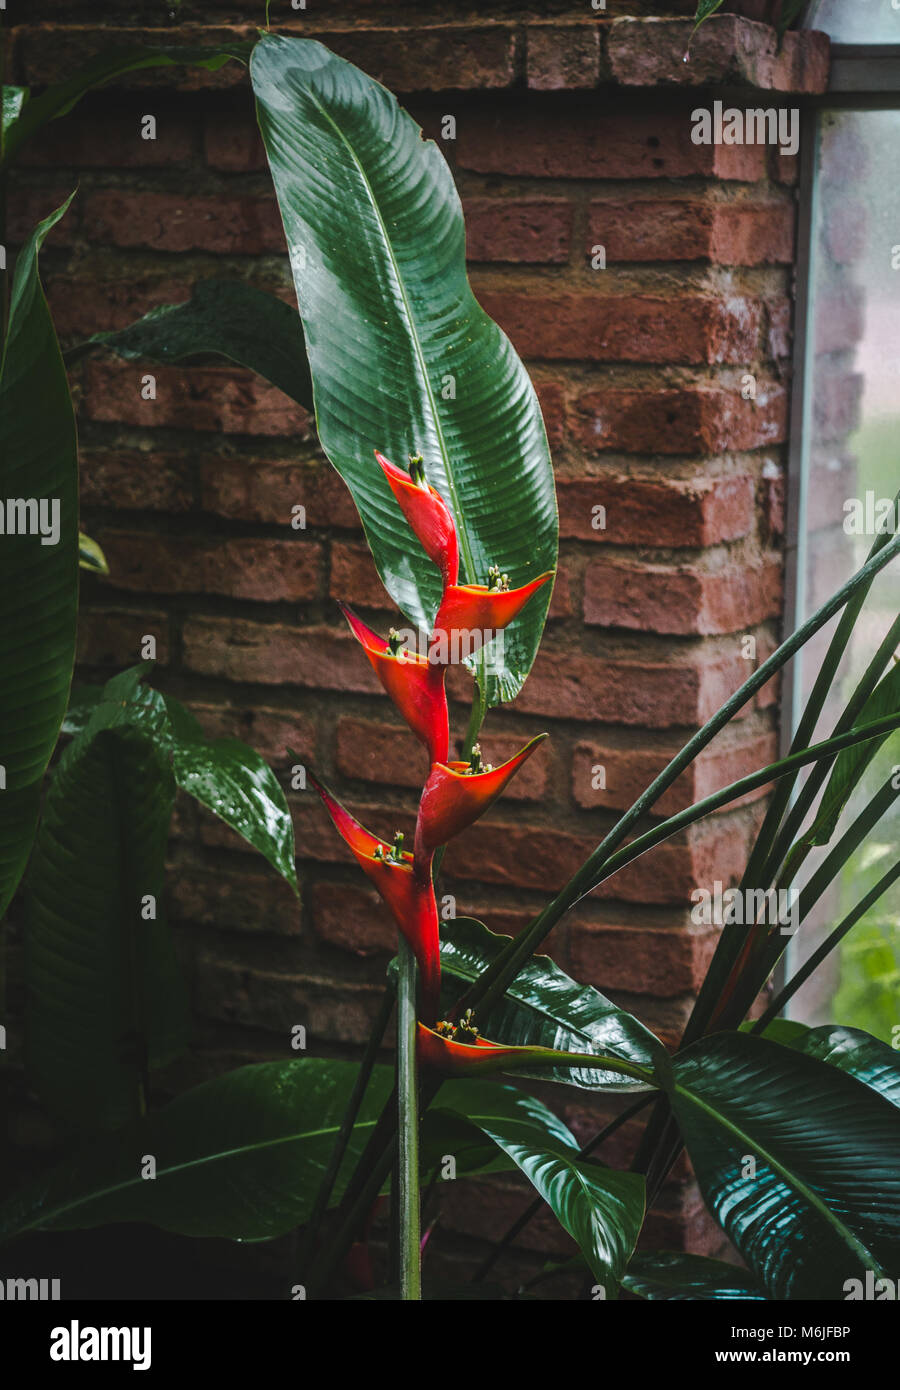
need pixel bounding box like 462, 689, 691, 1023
460, 533, 900, 1023
299, 982, 395, 1274
396, 936, 421, 1300
752, 859, 900, 1033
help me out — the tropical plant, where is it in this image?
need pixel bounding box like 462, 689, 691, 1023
0, 31, 898, 1303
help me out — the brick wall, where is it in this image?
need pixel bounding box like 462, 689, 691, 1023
6, 1, 829, 1282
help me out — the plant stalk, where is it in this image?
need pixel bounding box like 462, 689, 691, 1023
396, 936, 421, 1300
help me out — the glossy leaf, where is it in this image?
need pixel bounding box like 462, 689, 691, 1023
24, 668, 185, 1131
0, 1059, 394, 1242
78, 531, 109, 575
434, 917, 663, 1091
68, 279, 313, 409
250, 35, 558, 705
778, 1024, 900, 1109
163, 694, 298, 893
432, 1087, 644, 1296
2, 47, 250, 167
668, 1032, 900, 1299
0, 202, 79, 919
623, 1251, 766, 1301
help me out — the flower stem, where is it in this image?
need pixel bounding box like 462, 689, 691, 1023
298, 981, 395, 1274
396, 936, 421, 1300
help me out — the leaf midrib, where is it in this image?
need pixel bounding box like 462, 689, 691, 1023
674, 1081, 891, 1284
284, 67, 477, 584
3, 1115, 381, 1240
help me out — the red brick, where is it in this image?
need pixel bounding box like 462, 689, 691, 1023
80, 450, 194, 514
557, 474, 755, 546
169, 866, 299, 933
330, 541, 383, 607
574, 384, 787, 455
323, 25, 519, 92
311, 881, 396, 956
17, 24, 256, 90
463, 198, 573, 265
76, 609, 170, 668
203, 108, 266, 172
199, 457, 360, 530
19, 112, 195, 168
442, 815, 749, 905
182, 619, 379, 693
571, 729, 779, 815
82, 191, 285, 255
607, 16, 829, 94
475, 292, 762, 365
583, 556, 783, 635
534, 379, 567, 453
81, 362, 311, 437
457, 106, 768, 181
526, 23, 602, 91
511, 645, 751, 728
766, 297, 792, 360
587, 199, 793, 265
194, 955, 383, 1045
98, 531, 321, 602
568, 921, 717, 998
45, 276, 193, 338
335, 717, 549, 801
188, 703, 316, 768
7, 183, 80, 245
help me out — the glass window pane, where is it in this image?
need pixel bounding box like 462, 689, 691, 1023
806, 0, 900, 44
790, 108, 900, 1035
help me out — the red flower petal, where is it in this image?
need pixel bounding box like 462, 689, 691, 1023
309, 774, 441, 1022
431, 573, 554, 661
414, 734, 547, 860
416, 1024, 605, 1076
376, 450, 459, 588
339, 602, 449, 766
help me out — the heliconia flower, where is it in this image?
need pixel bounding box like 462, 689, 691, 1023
376, 449, 459, 588
414, 734, 548, 863
309, 774, 441, 1023
338, 602, 449, 766
416, 1019, 608, 1077
431, 571, 554, 660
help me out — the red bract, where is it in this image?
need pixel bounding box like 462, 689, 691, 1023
376, 449, 459, 588
309, 774, 441, 1023
431, 572, 553, 660
338, 602, 449, 766
416, 1022, 603, 1077
414, 734, 547, 862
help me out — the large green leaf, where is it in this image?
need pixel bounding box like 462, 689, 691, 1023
0, 201, 79, 919
2, 46, 250, 167
778, 1023, 900, 1108
24, 668, 186, 1131
668, 1032, 900, 1299
623, 1251, 766, 1301
0, 1059, 394, 1243
162, 693, 298, 893
432, 1087, 644, 1296
434, 917, 663, 1091
67, 279, 313, 410
250, 35, 558, 705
